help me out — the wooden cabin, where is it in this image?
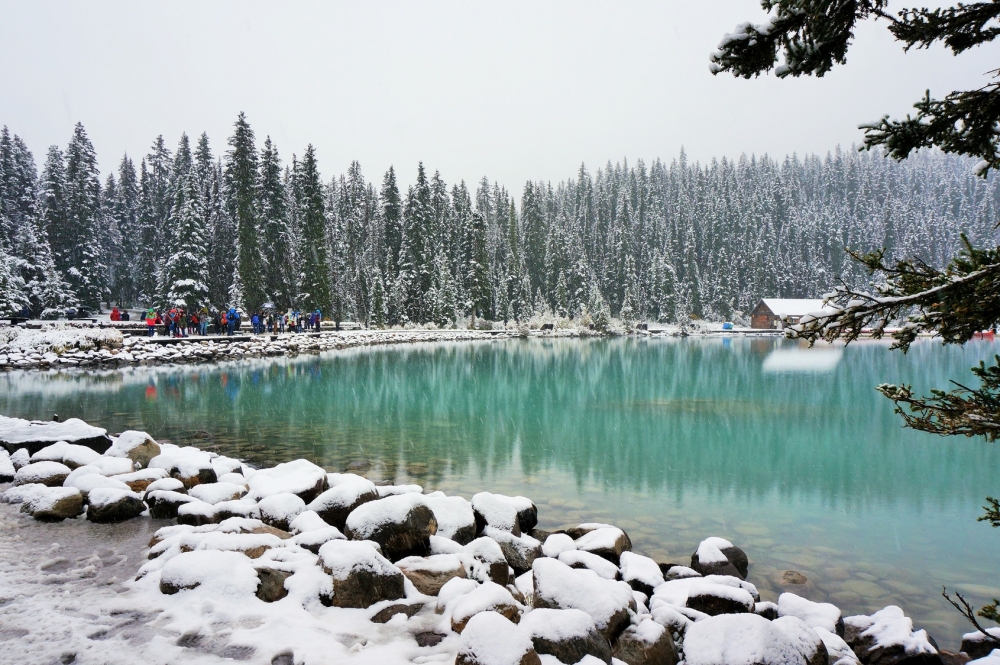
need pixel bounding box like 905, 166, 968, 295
750, 299, 825, 330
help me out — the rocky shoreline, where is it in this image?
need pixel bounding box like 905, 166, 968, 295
0, 416, 998, 665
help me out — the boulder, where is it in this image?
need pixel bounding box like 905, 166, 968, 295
844, 607, 943, 665
424, 491, 477, 544
214, 499, 261, 521
961, 629, 1000, 660
176, 500, 220, 526
257, 493, 306, 531
465, 536, 512, 585
103, 431, 161, 468
317, 540, 405, 608
148, 447, 218, 488
613, 618, 678, 665
532, 557, 635, 640
31, 441, 100, 469
652, 575, 760, 611
690, 537, 748, 580
683, 613, 828, 665
10, 447, 30, 470
456, 611, 542, 665
756, 602, 780, 621
772, 617, 830, 665
255, 566, 292, 602
187, 481, 247, 505
396, 553, 467, 595
247, 459, 327, 502
307, 475, 378, 529
146, 489, 199, 519
288, 509, 330, 534
685, 581, 755, 616
86, 488, 146, 523
66, 471, 132, 498
89, 456, 136, 476
542, 533, 577, 558
292, 526, 346, 554
778, 592, 844, 636
438, 577, 482, 613
558, 549, 620, 580
14, 460, 71, 487
815, 627, 861, 665
144, 477, 186, 494
0, 416, 111, 456
451, 581, 522, 633
620, 552, 666, 597
573, 526, 632, 565
472, 492, 537, 536
371, 601, 424, 623
344, 494, 438, 561
485, 526, 542, 575
0, 449, 13, 482
20, 486, 84, 521
519, 607, 612, 664
158, 550, 259, 596
661, 565, 701, 581
2, 482, 47, 504
111, 468, 170, 492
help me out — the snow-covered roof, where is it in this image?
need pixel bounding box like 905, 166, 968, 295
759, 299, 825, 317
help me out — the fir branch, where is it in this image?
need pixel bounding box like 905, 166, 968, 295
981, 496, 1000, 526
942, 588, 1000, 646
890, 2, 1000, 54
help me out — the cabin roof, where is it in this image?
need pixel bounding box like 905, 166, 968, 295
758, 299, 825, 317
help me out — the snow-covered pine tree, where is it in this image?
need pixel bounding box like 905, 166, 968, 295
0, 243, 27, 316
297, 145, 331, 315
258, 136, 293, 310
63, 123, 106, 310
225, 113, 265, 311
162, 171, 210, 309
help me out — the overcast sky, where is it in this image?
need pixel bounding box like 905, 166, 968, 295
1, 1, 995, 189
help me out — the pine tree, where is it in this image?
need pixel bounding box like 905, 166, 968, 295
111, 155, 139, 305
162, 172, 210, 309
0, 243, 27, 316
462, 210, 490, 321
225, 112, 264, 310
258, 136, 293, 309
206, 161, 235, 309
369, 270, 387, 328
297, 145, 331, 315
63, 123, 106, 310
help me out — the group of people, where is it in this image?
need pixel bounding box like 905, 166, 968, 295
109, 306, 323, 338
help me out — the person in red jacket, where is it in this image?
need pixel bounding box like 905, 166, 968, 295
110, 307, 121, 321
145, 308, 157, 337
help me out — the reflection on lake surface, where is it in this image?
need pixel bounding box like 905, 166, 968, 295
1, 336, 998, 646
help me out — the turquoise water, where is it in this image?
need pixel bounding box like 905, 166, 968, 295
1, 336, 998, 646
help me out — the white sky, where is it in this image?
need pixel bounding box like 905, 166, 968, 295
1, 1, 995, 189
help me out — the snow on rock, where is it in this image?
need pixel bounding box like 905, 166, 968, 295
620, 551, 666, 596
176, 499, 221, 526
484, 525, 542, 574
0, 448, 13, 482
103, 430, 160, 468
148, 445, 217, 488
557, 549, 620, 580
532, 557, 635, 640
217, 471, 249, 487
519, 607, 612, 664
146, 489, 198, 519
0, 415, 111, 455
88, 455, 136, 476
772, 616, 829, 665
214, 498, 262, 521
573, 526, 632, 564
843, 606, 940, 665
438, 576, 482, 614
612, 617, 678, 665
425, 490, 477, 544
396, 553, 467, 595
542, 533, 576, 558
186, 480, 248, 505
247, 458, 327, 502
110, 467, 169, 492
651, 575, 759, 611
452, 581, 522, 632
650, 603, 696, 637
13, 460, 71, 487
307, 474, 378, 529
376, 483, 423, 497
178, 530, 286, 560
664, 564, 702, 580
691, 536, 749, 580
10, 446, 29, 469
756, 601, 780, 621
472, 491, 538, 536
683, 613, 825, 665
344, 493, 438, 560
686, 580, 756, 616
85, 487, 146, 523
65, 471, 132, 498
143, 477, 185, 494
515, 571, 534, 606
317, 539, 405, 608
963, 628, 1000, 660
292, 526, 346, 554
289, 509, 331, 534
158, 549, 260, 596
20, 485, 84, 521
778, 592, 844, 636
456, 610, 541, 665
1, 482, 48, 505
814, 627, 860, 665
464, 535, 512, 585
970, 651, 1000, 665
31, 441, 100, 469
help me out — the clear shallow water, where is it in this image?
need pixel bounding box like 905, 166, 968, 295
1, 336, 999, 647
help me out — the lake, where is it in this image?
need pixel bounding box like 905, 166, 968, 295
1, 335, 998, 647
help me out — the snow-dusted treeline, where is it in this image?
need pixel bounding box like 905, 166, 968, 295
1, 115, 998, 323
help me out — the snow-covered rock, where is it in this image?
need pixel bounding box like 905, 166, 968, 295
963, 629, 1000, 660
620, 551, 666, 596
573, 526, 632, 564
344, 493, 438, 560
612, 617, 677, 665
292, 526, 345, 553
306, 474, 378, 529
10, 446, 30, 470
31, 441, 101, 469
843, 606, 941, 665
19, 485, 84, 521
146, 489, 198, 519
558, 549, 620, 580
396, 553, 467, 595
187, 481, 248, 505
778, 592, 844, 636
247, 459, 327, 502
317, 539, 405, 608
542, 533, 576, 558
86, 487, 146, 523
452, 581, 522, 632
65, 471, 131, 498
485, 526, 542, 574
176, 498, 220, 526
111, 468, 169, 492
104, 430, 160, 468
214, 498, 262, 521
143, 477, 185, 494
686, 581, 755, 616
88, 456, 136, 476
13, 460, 71, 487
532, 557, 635, 640
158, 549, 260, 596
456, 611, 541, 665
288, 509, 330, 534
472, 491, 538, 536
0, 415, 111, 455
148, 445, 217, 488
0, 448, 13, 481
756, 601, 780, 621
814, 627, 860, 665
683, 613, 827, 665
425, 491, 477, 544
465, 536, 511, 585
663, 565, 702, 581
690, 537, 748, 580
519, 607, 611, 664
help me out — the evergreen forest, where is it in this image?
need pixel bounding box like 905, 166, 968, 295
0, 114, 997, 326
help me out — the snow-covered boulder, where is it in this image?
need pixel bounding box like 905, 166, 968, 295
111, 468, 169, 492
438, 576, 482, 614
465, 536, 511, 585
86, 487, 146, 523
519, 607, 612, 664
683, 613, 827, 665
143, 477, 185, 494
0, 449, 13, 482
317, 539, 405, 608
0, 415, 111, 455
456, 611, 541, 665
686, 581, 755, 616
10, 447, 29, 470
14, 460, 71, 487
451, 581, 522, 633
756, 601, 780, 621
376, 483, 423, 497
288, 509, 330, 534
257, 493, 306, 531
292, 526, 345, 554
778, 592, 844, 636
651, 575, 759, 611
969, 651, 1000, 665
663, 565, 702, 581
613, 617, 678, 665
214, 498, 261, 521
65, 472, 131, 498
814, 627, 860, 665
558, 549, 620, 580
88, 456, 136, 476
344, 493, 438, 560
176, 499, 220, 526
247, 459, 327, 502
2, 482, 48, 505
306, 474, 378, 529
620, 551, 666, 596
472, 491, 538, 536
396, 553, 467, 595
843, 606, 942, 665
690, 537, 748, 580
104, 430, 160, 468
20, 485, 84, 521
532, 557, 636, 640
188, 481, 247, 505
148, 445, 217, 488
146, 489, 198, 519
424, 491, 477, 544
484, 526, 542, 574
31, 441, 100, 469
542, 533, 576, 558
573, 526, 632, 565
158, 549, 259, 596
962, 629, 1000, 660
